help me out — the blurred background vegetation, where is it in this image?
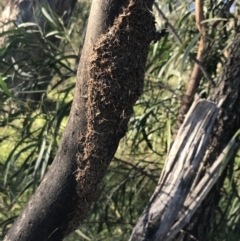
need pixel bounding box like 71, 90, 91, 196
0, 0, 239, 240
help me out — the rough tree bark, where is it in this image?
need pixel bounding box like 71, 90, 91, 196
0, 0, 77, 100
3, 0, 159, 240
178, 26, 240, 241
130, 23, 240, 241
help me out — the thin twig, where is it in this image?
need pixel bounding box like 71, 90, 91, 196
154, 3, 182, 45
189, 54, 215, 87
153, 2, 214, 86
145, 78, 182, 99
114, 157, 158, 184
212, 0, 235, 28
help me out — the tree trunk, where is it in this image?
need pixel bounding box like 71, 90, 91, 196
130, 20, 240, 241
0, 0, 77, 100
3, 0, 158, 240
177, 27, 240, 241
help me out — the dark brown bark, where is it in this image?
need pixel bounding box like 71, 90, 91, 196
174, 0, 235, 136
3, 1, 124, 240
175, 0, 207, 134
3, 0, 158, 240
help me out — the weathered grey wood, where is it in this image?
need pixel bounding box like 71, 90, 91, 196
129, 98, 224, 241
130, 31, 240, 241
175, 29, 240, 241
166, 132, 239, 240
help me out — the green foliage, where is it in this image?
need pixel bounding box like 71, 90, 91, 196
0, 1, 89, 238
0, 0, 239, 240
